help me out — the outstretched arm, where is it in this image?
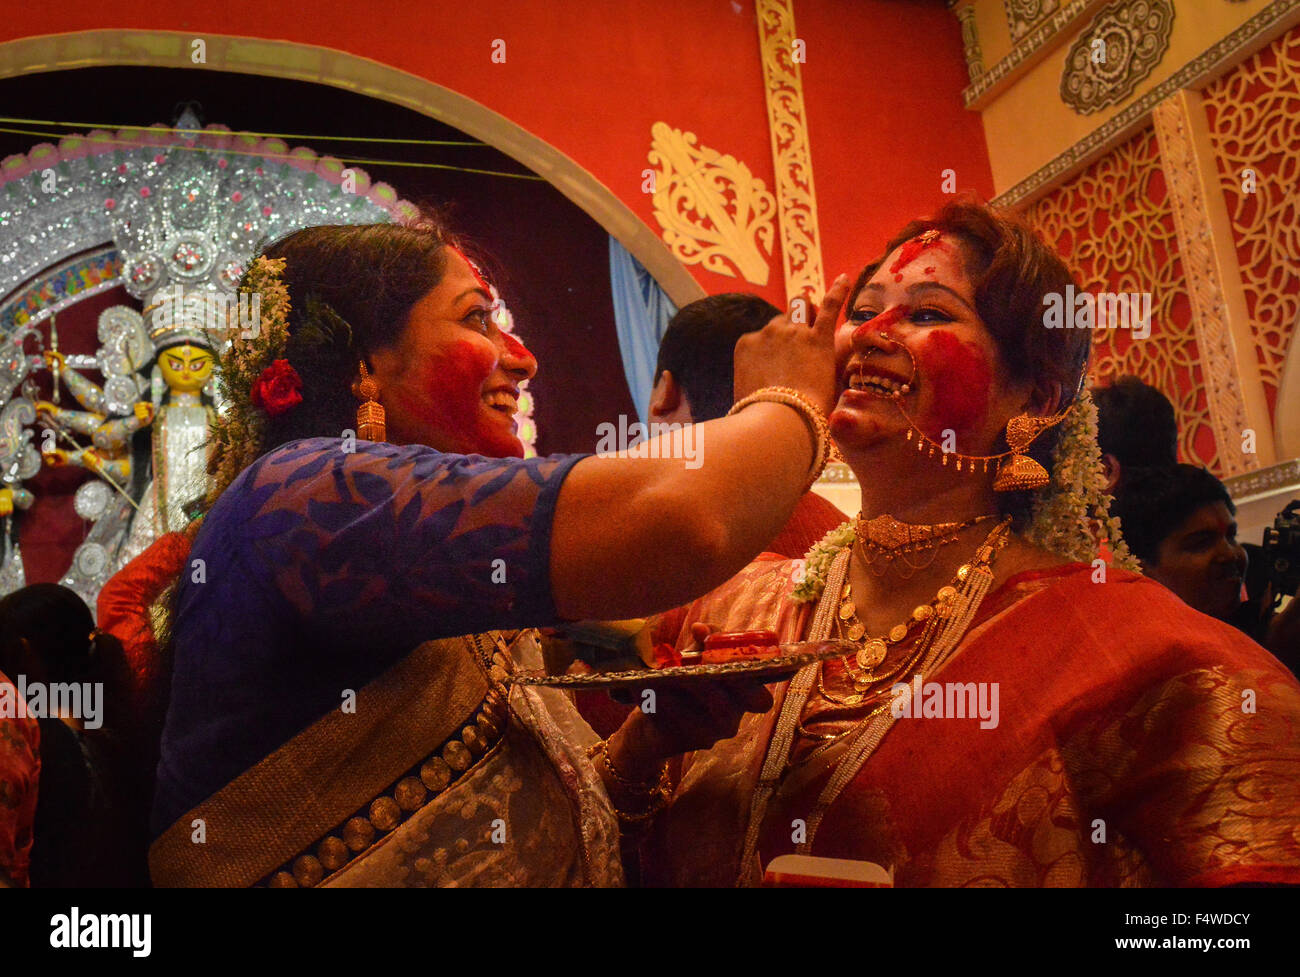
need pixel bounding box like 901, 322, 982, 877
550, 403, 816, 619
550, 276, 847, 620
44, 350, 108, 414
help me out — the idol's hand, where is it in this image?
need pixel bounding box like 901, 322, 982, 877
43, 349, 65, 368
733, 273, 850, 416
134, 402, 154, 423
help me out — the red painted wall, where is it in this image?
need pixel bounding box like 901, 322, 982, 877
800, 0, 995, 284
0, 0, 992, 306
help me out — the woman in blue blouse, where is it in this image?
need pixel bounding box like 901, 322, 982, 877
145, 221, 844, 887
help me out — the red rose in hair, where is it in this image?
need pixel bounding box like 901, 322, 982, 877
250, 359, 303, 417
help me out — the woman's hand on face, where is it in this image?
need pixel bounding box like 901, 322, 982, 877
733, 274, 851, 416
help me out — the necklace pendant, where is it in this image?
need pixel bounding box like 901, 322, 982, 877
857, 638, 887, 670
846, 620, 866, 641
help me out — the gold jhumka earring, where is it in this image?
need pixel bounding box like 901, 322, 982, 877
866, 332, 1072, 492
990, 411, 1067, 492
898, 405, 1071, 492
352, 360, 386, 442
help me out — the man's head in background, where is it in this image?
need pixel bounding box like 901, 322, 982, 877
1112, 464, 1248, 620
1092, 375, 1179, 492
650, 293, 782, 424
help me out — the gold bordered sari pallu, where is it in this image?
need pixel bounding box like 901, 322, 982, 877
149, 633, 503, 887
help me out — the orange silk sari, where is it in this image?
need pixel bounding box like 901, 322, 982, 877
640, 557, 1300, 887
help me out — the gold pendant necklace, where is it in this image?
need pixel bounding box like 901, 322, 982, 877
819, 518, 1011, 707
837, 553, 958, 673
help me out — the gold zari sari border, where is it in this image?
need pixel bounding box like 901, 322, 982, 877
263, 683, 512, 887
149, 634, 492, 888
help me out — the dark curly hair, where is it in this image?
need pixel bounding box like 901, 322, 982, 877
848, 198, 1091, 528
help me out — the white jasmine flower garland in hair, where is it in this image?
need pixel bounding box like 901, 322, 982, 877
206, 256, 292, 504
1025, 388, 1139, 570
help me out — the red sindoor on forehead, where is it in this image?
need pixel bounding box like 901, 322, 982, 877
449, 244, 491, 293
889, 230, 948, 283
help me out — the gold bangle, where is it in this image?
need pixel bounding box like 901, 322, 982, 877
589, 739, 668, 794
589, 741, 672, 826
612, 784, 670, 825
728, 386, 831, 488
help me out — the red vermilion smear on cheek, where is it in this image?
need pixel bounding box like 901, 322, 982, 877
914, 330, 992, 436
397, 339, 522, 457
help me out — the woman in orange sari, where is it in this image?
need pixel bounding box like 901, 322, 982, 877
617, 200, 1300, 887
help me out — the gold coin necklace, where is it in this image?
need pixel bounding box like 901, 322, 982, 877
823, 519, 1010, 705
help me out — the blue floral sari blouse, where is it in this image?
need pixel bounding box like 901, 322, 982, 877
152, 438, 586, 835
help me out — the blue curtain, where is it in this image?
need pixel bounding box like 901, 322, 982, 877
609, 236, 677, 424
